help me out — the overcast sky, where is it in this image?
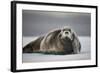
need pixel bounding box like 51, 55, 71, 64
22, 10, 91, 36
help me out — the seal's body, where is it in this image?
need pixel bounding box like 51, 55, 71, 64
23, 27, 81, 55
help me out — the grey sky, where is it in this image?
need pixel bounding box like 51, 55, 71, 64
22, 10, 91, 36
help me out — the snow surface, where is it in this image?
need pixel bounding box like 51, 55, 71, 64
22, 36, 91, 63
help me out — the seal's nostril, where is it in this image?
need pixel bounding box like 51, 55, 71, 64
65, 31, 69, 34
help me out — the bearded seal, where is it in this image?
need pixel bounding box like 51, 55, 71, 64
23, 27, 81, 55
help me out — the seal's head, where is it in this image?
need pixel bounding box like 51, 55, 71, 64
58, 27, 74, 41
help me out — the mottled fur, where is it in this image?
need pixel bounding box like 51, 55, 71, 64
23, 27, 81, 55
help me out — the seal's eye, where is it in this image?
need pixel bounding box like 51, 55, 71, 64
65, 31, 69, 34
59, 34, 62, 37
68, 29, 71, 32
